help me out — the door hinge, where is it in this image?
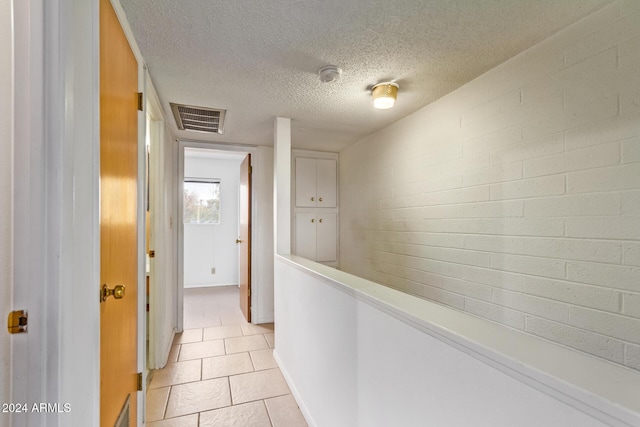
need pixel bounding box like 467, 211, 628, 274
137, 372, 143, 391
137, 92, 143, 111
248, 288, 251, 297
7, 310, 28, 334
248, 165, 252, 174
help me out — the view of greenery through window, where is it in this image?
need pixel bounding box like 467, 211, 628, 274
184, 180, 221, 224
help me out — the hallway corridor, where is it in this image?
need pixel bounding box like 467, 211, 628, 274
147, 286, 307, 426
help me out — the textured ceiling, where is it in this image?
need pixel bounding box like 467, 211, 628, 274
120, 0, 611, 151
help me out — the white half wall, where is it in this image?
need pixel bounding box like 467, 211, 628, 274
339, 1, 640, 371
183, 154, 242, 287
275, 255, 640, 427
0, 0, 12, 422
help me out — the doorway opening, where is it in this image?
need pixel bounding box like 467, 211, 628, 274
177, 144, 254, 333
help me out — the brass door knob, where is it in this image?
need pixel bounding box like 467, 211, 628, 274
101, 284, 125, 302
236, 239, 243, 244
319, 197, 323, 202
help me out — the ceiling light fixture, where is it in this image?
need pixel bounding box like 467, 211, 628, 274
371, 82, 399, 109
318, 65, 342, 83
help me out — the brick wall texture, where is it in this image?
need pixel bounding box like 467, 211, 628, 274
339, 1, 640, 371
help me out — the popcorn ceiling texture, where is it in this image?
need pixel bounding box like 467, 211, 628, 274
339, 1, 640, 371
120, 0, 610, 151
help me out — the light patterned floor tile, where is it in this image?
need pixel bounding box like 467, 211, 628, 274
202, 353, 254, 380
200, 401, 271, 427
167, 345, 180, 363
230, 368, 290, 404
204, 325, 244, 341
146, 386, 170, 422
165, 377, 231, 418
147, 414, 199, 427
264, 333, 275, 348
225, 334, 269, 354
249, 349, 278, 371
173, 329, 203, 344
149, 360, 201, 389
240, 322, 274, 336
221, 313, 248, 326
178, 340, 226, 361
265, 394, 308, 427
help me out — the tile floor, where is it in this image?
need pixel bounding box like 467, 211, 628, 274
147, 286, 307, 427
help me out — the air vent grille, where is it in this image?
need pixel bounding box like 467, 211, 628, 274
170, 103, 226, 134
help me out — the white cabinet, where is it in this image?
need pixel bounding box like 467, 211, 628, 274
295, 213, 337, 262
295, 158, 336, 208
292, 152, 338, 265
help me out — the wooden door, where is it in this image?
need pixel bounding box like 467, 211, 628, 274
239, 155, 252, 322
100, 0, 139, 425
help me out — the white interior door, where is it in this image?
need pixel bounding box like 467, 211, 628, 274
316, 159, 337, 208
316, 213, 337, 262
295, 157, 317, 207
295, 213, 317, 260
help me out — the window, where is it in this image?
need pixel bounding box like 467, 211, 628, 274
183, 179, 221, 224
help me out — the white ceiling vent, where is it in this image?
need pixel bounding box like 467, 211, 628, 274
170, 103, 226, 134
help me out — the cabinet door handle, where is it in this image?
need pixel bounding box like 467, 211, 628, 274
319, 218, 323, 223
311, 197, 315, 202
311, 218, 315, 223
319, 197, 323, 202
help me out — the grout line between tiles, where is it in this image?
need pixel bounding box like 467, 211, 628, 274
262, 399, 275, 427
162, 386, 172, 420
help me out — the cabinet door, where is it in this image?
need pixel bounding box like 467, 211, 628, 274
295, 213, 317, 260
316, 159, 336, 208
316, 213, 337, 262
295, 157, 317, 207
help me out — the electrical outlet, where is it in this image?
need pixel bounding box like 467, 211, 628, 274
211, 268, 216, 274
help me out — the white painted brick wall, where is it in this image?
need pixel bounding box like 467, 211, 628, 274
339, 2, 640, 371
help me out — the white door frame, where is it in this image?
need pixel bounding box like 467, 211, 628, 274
177, 141, 258, 331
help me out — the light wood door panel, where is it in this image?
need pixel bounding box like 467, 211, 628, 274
100, 0, 139, 424
239, 154, 252, 322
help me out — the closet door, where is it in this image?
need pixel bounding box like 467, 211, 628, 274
295, 212, 317, 260
316, 159, 336, 208
316, 213, 337, 262
295, 157, 317, 207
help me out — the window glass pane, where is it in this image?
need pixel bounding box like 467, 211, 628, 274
183, 181, 220, 224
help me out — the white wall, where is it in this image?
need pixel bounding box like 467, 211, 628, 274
184, 154, 242, 287
339, 1, 640, 371
254, 146, 275, 323
0, 0, 12, 424
275, 255, 639, 427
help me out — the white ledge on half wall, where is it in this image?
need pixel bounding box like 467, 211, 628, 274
276, 254, 640, 427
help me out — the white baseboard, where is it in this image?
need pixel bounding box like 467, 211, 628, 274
273, 349, 317, 427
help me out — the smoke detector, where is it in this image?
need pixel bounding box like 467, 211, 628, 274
318, 65, 342, 83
